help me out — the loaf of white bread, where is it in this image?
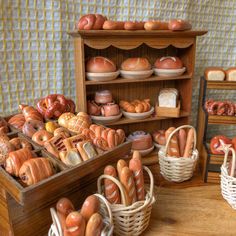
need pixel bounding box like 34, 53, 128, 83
226, 68, 236, 81
158, 88, 179, 108
204, 67, 225, 81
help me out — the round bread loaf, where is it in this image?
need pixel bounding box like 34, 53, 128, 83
86, 56, 116, 73
121, 58, 151, 71
154, 56, 183, 69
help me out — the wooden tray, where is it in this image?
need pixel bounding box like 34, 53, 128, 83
0, 141, 131, 206
155, 101, 181, 117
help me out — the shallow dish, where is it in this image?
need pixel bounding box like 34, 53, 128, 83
122, 107, 154, 120
86, 71, 120, 81
120, 69, 153, 79
154, 67, 186, 77
131, 145, 155, 156
154, 142, 165, 150
91, 112, 122, 124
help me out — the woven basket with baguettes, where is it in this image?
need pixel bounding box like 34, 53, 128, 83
158, 125, 199, 182
97, 165, 155, 236
48, 193, 113, 236
221, 147, 236, 210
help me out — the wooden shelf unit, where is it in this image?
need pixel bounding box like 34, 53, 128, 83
70, 30, 207, 135
197, 76, 236, 183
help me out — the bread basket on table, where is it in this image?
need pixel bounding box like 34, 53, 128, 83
221, 146, 236, 210
97, 166, 155, 236
158, 125, 198, 182
48, 194, 113, 236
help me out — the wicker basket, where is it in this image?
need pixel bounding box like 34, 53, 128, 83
97, 166, 155, 236
48, 194, 113, 236
221, 147, 236, 210
158, 125, 199, 182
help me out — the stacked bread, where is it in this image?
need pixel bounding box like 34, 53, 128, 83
76, 14, 192, 31
55, 195, 105, 236
103, 151, 145, 206
158, 88, 179, 108
87, 90, 120, 117
205, 67, 236, 81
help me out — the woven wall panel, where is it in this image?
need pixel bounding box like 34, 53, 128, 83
1, 0, 235, 136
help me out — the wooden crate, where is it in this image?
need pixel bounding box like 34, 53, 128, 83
0, 140, 132, 235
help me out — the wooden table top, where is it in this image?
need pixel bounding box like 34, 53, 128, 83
143, 175, 236, 236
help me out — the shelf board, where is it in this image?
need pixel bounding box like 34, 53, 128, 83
104, 111, 189, 126
69, 30, 207, 38
208, 115, 236, 125
207, 81, 236, 90
85, 74, 191, 85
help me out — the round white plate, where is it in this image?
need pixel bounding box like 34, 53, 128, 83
154, 67, 186, 77
86, 71, 120, 82
120, 69, 153, 79
153, 142, 165, 150
131, 145, 155, 156
122, 107, 154, 120
91, 112, 122, 124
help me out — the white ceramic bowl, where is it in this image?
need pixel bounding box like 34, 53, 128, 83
131, 145, 155, 156
153, 142, 165, 150
154, 67, 186, 77
91, 112, 122, 124
86, 71, 120, 82
120, 69, 153, 79
122, 107, 154, 120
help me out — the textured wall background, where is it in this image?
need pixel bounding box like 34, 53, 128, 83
1, 0, 236, 136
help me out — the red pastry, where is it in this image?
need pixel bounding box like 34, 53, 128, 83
210, 135, 232, 155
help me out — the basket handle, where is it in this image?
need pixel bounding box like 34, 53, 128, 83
97, 166, 154, 207
94, 193, 113, 224
49, 207, 62, 236
164, 125, 197, 156
223, 147, 236, 177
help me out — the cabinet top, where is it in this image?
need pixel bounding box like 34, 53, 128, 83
68, 30, 207, 38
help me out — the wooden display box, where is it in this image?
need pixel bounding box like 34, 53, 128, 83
155, 101, 181, 118
0, 140, 132, 235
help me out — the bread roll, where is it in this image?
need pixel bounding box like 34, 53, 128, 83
121, 58, 151, 71
168, 19, 192, 31
86, 56, 116, 73
58, 112, 75, 128
144, 21, 168, 30
80, 195, 100, 222
155, 56, 183, 69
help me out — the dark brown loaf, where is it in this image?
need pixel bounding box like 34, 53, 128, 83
19, 158, 55, 185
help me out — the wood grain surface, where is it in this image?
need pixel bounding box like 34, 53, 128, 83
144, 185, 236, 236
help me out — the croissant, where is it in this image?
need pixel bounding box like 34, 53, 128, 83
19, 158, 55, 185
19, 105, 43, 122
119, 100, 135, 113
8, 114, 25, 130
93, 137, 109, 151
5, 148, 34, 176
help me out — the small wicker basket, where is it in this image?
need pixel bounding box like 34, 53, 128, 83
48, 194, 113, 236
158, 125, 199, 182
97, 166, 155, 236
221, 147, 236, 210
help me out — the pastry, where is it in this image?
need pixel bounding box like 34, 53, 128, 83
8, 114, 25, 130
32, 130, 53, 146
45, 121, 59, 133
59, 149, 83, 166
58, 112, 75, 128
9, 137, 32, 150
63, 134, 87, 150
76, 140, 97, 161
22, 120, 45, 138
19, 104, 43, 122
